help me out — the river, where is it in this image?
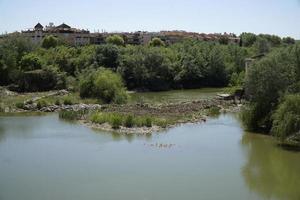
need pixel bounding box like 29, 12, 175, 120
0, 112, 299, 200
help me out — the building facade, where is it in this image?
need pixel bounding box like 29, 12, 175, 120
21, 23, 90, 46
17, 23, 241, 46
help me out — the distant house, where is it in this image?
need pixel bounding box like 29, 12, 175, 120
14, 23, 241, 46
21, 22, 90, 45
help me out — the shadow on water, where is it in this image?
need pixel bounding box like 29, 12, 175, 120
241, 133, 300, 200
277, 143, 300, 152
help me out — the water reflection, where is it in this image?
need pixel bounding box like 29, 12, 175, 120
241, 133, 300, 200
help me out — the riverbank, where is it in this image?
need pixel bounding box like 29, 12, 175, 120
58, 99, 240, 134
0, 87, 240, 134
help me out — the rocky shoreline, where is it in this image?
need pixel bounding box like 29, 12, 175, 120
1, 87, 240, 134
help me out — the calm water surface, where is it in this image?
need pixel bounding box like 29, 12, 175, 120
130, 88, 225, 103
0, 113, 299, 200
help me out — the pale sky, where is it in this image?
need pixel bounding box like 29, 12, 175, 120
0, 0, 299, 38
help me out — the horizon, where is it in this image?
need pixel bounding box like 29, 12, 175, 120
0, 0, 300, 39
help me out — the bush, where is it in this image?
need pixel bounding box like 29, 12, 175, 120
90, 112, 108, 124
55, 99, 61, 105
208, 106, 221, 116
105, 35, 124, 46
124, 115, 134, 128
271, 94, 300, 141
79, 68, 128, 104
149, 37, 165, 47
111, 114, 122, 129
37, 99, 48, 109
63, 97, 74, 105
15, 102, 24, 109
42, 35, 58, 49
145, 117, 152, 127
17, 69, 66, 92
20, 53, 42, 71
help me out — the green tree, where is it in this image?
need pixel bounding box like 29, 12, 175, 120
20, 53, 42, 71
242, 44, 300, 132
219, 36, 229, 45
272, 94, 300, 141
0, 34, 34, 85
94, 44, 119, 69
42, 35, 58, 49
282, 37, 295, 45
240, 32, 257, 47
79, 68, 128, 104
149, 37, 165, 47
254, 37, 270, 54
105, 35, 125, 46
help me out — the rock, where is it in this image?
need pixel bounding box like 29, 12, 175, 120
4, 107, 10, 113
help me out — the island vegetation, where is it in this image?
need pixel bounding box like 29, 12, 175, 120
0, 32, 299, 143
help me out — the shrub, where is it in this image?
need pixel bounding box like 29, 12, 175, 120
149, 37, 165, 47
208, 106, 221, 116
17, 69, 66, 92
63, 97, 74, 105
79, 69, 128, 104
37, 99, 48, 109
155, 119, 168, 128
271, 94, 300, 141
59, 111, 78, 120
105, 35, 124, 46
90, 112, 107, 124
124, 115, 134, 128
111, 114, 122, 129
55, 99, 61, 105
15, 102, 24, 109
20, 53, 42, 71
42, 35, 58, 49
145, 117, 152, 127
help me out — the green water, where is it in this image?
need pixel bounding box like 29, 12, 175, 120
129, 88, 226, 103
0, 113, 299, 200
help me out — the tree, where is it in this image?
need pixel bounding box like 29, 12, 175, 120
94, 44, 119, 69
20, 53, 42, 71
219, 36, 229, 45
240, 32, 257, 47
149, 37, 165, 47
282, 37, 295, 45
42, 35, 58, 49
242, 44, 300, 132
105, 35, 125, 46
79, 68, 128, 104
0, 34, 34, 85
272, 94, 300, 141
254, 37, 270, 54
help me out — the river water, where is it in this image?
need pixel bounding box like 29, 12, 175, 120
0, 113, 299, 200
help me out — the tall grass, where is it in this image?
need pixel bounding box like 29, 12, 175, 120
59, 110, 87, 120
89, 112, 169, 129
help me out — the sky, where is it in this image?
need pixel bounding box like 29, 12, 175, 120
0, 0, 299, 38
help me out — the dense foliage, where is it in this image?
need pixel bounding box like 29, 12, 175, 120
271, 94, 300, 141
0, 32, 296, 93
242, 43, 300, 142
79, 68, 128, 104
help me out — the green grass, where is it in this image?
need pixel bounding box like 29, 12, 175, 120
15, 102, 25, 109
37, 99, 48, 109
63, 97, 74, 105
207, 106, 221, 116
59, 110, 87, 120
89, 112, 170, 129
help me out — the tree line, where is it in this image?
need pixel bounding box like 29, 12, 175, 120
0, 32, 296, 93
